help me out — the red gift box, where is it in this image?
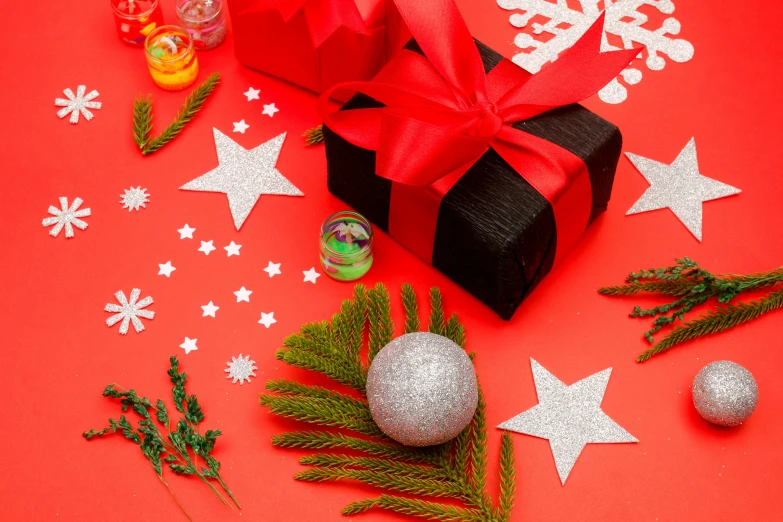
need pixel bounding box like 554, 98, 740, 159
228, 0, 409, 93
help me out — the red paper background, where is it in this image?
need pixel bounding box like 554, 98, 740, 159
2, 1, 782, 520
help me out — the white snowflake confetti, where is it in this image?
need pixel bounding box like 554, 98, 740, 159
55, 85, 102, 123
104, 288, 155, 334
42, 197, 91, 238
498, 0, 694, 103
225, 354, 258, 385
120, 187, 150, 211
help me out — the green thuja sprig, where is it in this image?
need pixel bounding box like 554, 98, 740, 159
83, 356, 240, 520
599, 257, 783, 362
303, 124, 324, 146
133, 73, 220, 156
260, 283, 517, 521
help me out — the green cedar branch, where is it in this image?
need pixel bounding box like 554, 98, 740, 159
303, 124, 325, 146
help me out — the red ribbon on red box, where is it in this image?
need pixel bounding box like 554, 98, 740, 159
319, 0, 640, 264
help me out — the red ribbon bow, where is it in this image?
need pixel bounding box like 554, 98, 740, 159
320, 0, 640, 263
240, 0, 369, 48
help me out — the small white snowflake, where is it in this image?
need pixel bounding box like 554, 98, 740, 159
105, 288, 155, 334
225, 354, 258, 385
42, 197, 91, 238
55, 85, 101, 124
120, 187, 150, 211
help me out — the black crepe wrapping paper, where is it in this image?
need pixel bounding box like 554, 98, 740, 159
323, 39, 623, 320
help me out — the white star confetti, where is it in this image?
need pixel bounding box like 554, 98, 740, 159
199, 240, 216, 255
178, 224, 195, 239
258, 312, 276, 328
42, 197, 91, 238
499, 358, 637, 484
244, 87, 260, 101
180, 337, 198, 354
105, 288, 155, 335
303, 267, 320, 284
224, 241, 242, 257
201, 301, 219, 317
262, 103, 279, 117
158, 261, 176, 277
233, 120, 250, 134
234, 286, 252, 302
179, 129, 303, 230
55, 85, 101, 123
120, 186, 150, 211
626, 138, 741, 241
263, 261, 281, 277
225, 354, 258, 385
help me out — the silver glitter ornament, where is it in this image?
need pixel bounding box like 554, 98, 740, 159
626, 138, 740, 241
692, 361, 758, 427
55, 85, 101, 123
366, 333, 478, 447
180, 129, 303, 230
499, 358, 637, 484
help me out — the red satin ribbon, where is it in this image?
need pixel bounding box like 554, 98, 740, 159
319, 0, 640, 263
239, 0, 368, 48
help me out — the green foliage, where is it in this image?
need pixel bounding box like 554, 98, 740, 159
261, 284, 516, 521
599, 258, 783, 362
303, 123, 325, 146
133, 73, 220, 156
83, 356, 240, 521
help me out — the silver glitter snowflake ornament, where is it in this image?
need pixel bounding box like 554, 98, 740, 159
225, 354, 258, 385
180, 129, 303, 230
120, 186, 150, 211
55, 85, 102, 123
499, 358, 637, 484
626, 138, 740, 241
42, 196, 91, 238
498, 0, 694, 103
105, 288, 155, 334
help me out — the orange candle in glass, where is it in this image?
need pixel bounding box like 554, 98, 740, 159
111, 0, 164, 46
144, 26, 200, 91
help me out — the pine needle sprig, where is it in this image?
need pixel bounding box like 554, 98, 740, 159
599, 258, 783, 362
261, 284, 516, 521
303, 124, 325, 146
133, 73, 220, 156
83, 356, 240, 520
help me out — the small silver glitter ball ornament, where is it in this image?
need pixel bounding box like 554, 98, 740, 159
366, 332, 478, 446
692, 361, 758, 427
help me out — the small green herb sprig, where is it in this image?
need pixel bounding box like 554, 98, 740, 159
84, 356, 239, 521
261, 283, 516, 521
599, 257, 783, 362
303, 123, 324, 146
133, 73, 220, 156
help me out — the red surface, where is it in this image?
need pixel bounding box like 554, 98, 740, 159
1, 1, 782, 521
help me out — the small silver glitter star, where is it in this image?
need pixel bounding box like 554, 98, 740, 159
499, 358, 637, 485
104, 288, 155, 335
55, 85, 101, 124
180, 129, 303, 230
626, 138, 740, 241
120, 186, 150, 211
225, 354, 258, 385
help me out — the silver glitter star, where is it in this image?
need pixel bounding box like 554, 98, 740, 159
104, 288, 155, 335
179, 129, 303, 230
499, 359, 637, 485
55, 85, 101, 124
626, 138, 740, 241
120, 186, 150, 211
225, 354, 258, 385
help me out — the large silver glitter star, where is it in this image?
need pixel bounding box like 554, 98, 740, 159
498, 359, 637, 485
626, 138, 740, 241
180, 129, 303, 230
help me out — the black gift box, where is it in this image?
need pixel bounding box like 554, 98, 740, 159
324, 40, 622, 320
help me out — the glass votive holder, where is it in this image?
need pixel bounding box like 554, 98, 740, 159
144, 26, 200, 91
111, 0, 164, 46
176, 0, 227, 51
320, 211, 374, 282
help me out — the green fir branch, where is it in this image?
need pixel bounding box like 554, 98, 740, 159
133, 73, 220, 156
261, 284, 516, 521
303, 124, 325, 146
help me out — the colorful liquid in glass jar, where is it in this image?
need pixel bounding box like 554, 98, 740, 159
176, 0, 227, 51
111, 0, 164, 46
320, 211, 374, 282
144, 26, 199, 91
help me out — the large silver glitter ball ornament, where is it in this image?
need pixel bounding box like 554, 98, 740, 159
366, 332, 478, 446
692, 361, 758, 427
